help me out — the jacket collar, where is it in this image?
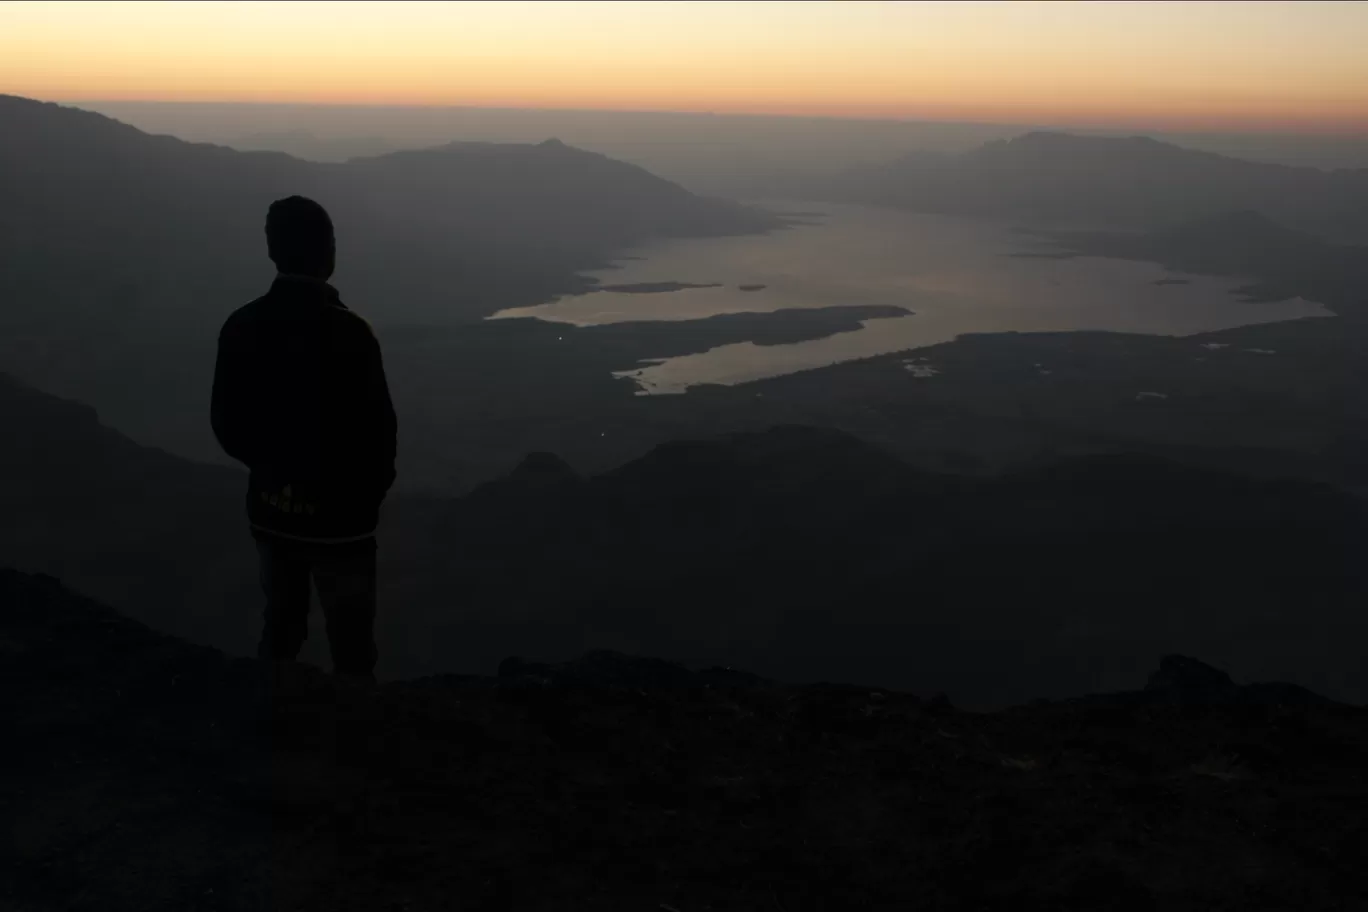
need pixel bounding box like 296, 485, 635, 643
270, 273, 345, 306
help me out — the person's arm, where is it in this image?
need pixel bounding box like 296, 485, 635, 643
209, 321, 257, 469
357, 320, 398, 500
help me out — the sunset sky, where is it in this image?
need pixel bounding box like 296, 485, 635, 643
2, 0, 1366, 132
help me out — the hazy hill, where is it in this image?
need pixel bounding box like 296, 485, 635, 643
0, 93, 780, 471
829, 132, 1368, 239
234, 128, 398, 162
333, 138, 772, 317
0, 95, 311, 321
6, 566, 1368, 910
1028, 209, 1368, 317
3, 371, 1365, 709
344, 138, 766, 246
0, 93, 775, 332
76, 100, 1368, 200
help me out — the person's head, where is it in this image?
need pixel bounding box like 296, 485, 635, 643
265, 196, 335, 279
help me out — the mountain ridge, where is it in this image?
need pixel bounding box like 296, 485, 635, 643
0, 93, 778, 327
827, 130, 1368, 239
0, 92, 784, 479
3, 369, 1365, 710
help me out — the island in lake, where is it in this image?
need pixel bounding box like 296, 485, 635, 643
738, 284, 767, 292
596, 281, 723, 294
595, 304, 914, 361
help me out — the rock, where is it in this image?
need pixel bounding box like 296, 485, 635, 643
928, 692, 954, 712
548, 650, 699, 689
496, 651, 770, 691
1145, 655, 1238, 703
496, 655, 553, 678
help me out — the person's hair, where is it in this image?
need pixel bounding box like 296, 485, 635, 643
265, 196, 334, 274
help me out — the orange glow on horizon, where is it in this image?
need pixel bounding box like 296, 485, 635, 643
3, 1, 1365, 135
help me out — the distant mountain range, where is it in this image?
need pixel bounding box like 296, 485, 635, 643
0, 94, 776, 329
0, 93, 783, 471
3, 370, 1364, 710
233, 128, 397, 161
825, 131, 1368, 240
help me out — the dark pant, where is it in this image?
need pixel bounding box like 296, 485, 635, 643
254, 534, 378, 678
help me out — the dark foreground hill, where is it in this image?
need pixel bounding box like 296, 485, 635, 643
4, 568, 1367, 911
4, 371, 1368, 710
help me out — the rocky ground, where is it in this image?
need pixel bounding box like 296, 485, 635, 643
4, 567, 1367, 911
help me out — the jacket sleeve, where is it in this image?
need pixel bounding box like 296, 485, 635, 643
210, 320, 257, 469
359, 323, 398, 500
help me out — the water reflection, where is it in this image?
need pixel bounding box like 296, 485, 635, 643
492, 202, 1331, 393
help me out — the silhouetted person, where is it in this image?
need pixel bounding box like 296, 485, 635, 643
211, 196, 397, 680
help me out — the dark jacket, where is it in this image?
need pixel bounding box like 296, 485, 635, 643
211, 275, 397, 542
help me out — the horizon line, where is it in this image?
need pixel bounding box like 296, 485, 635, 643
55, 96, 1368, 139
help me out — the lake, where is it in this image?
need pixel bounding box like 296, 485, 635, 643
491, 202, 1332, 393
